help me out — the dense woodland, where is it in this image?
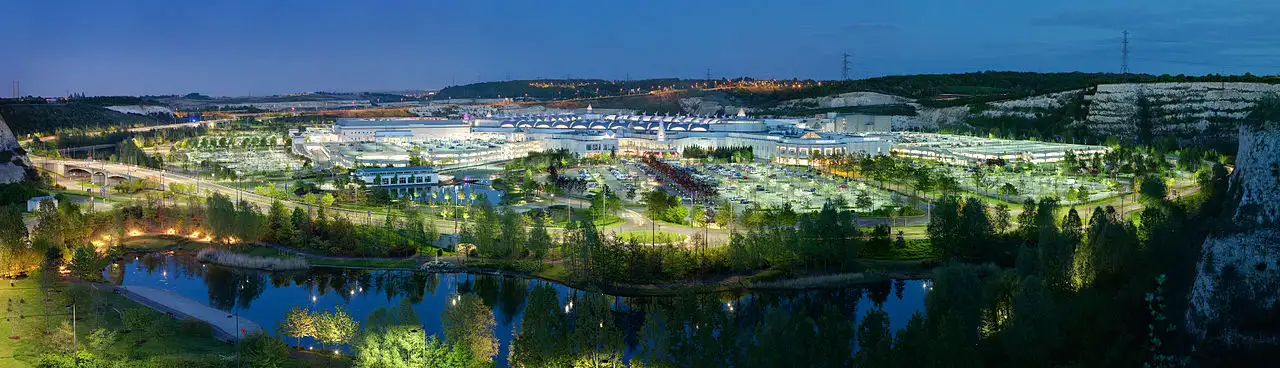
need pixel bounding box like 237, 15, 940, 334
0, 102, 171, 136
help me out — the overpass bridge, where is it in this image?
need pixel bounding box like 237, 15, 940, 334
35, 159, 142, 186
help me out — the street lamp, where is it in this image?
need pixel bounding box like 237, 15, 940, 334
64, 303, 76, 366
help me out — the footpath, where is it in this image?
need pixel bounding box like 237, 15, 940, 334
116, 285, 262, 341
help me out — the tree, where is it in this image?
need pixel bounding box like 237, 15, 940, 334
239, 333, 294, 368
856, 192, 873, 210
958, 197, 994, 260
355, 299, 455, 368
1015, 198, 1039, 243
892, 312, 929, 368
317, 307, 360, 350
205, 193, 237, 240
512, 284, 570, 367
441, 293, 496, 366
993, 203, 1012, 234
355, 326, 455, 368
925, 263, 984, 367
69, 246, 106, 281
642, 190, 676, 222
1138, 175, 1167, 205
85, 328, 118, 355
0, 205, 28, 251
690, 205, 707, 227
714, 201, 735, 231
498, 207, 527, 258
999, 182, 1019, 200
320, 193, 336, 208
278, 307, 316, 347
927, 196, 962, 260
1002, 277, 1059, 365
527, 213, 552, 266
855, 308, 892, 367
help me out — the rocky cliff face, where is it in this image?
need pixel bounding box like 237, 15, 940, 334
1186, 120, 1280, 345
0, 113, 35, 183
1085, 83, 1280, 146
777, 91, 913, 109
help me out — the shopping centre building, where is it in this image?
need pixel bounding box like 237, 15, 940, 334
293, 108, 1106, 170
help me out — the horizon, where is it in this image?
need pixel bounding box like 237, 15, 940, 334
12, 70, 1278, 99
6, 0, 1280, 97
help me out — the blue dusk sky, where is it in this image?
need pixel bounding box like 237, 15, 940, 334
4, 0, 1277, 97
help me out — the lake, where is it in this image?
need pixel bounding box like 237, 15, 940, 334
106, 254, 929, 366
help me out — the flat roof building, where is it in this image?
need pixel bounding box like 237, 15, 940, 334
353, 166, 439, 187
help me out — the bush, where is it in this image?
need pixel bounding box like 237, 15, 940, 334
149, 315, 179, 337
86, 328, 119, 354
239, 333, 295, 368
123, 307, 154, 332
135, 355, 231, 368
35, 351, 102, 368
180, 317, 214, 338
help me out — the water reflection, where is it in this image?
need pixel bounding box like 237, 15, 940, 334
108, 254, 927, 367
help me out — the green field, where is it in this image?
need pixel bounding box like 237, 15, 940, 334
242, 246, 422, 269
0, 277, 233, 367
614, 230, 687, 244
119, 235, 201, 251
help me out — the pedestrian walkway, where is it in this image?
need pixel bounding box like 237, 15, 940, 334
119, 286, 262, 341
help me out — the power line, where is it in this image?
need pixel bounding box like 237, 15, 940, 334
1121, 30, 1130, 77
841, 52, 851, 81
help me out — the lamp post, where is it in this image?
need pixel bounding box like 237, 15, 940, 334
64, 303, 76, 366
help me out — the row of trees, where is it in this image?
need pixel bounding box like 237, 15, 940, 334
187, 135, 282, 150
726, 199, 863, 272
279, 296, 498, 368
681, 145, 754, 162
277, 306, 360, 350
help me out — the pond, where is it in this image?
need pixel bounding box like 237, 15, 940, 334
106, 254, 929, 366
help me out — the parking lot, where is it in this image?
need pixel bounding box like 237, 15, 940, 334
613, 160, 902, 213
695, 163, 900, 212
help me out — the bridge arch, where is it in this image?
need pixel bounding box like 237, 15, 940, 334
65, 167, 93, 178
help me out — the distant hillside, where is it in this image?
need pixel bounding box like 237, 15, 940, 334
434, 79, 708, 100
0, 102, 168, 136
728, 72, 1279, 108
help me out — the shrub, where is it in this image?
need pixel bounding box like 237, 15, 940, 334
239, 333, 295, 368
35, 351, 101, 368
135, 355, 231, 368
149, 315, 179, 337
180, 317, 214, 338
86, 328, 119, 354
123, 307, 154, 332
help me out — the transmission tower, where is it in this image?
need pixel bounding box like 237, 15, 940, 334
706, 68, 712, 88
1120, 30, 1130, 77
841, 52, 851, 80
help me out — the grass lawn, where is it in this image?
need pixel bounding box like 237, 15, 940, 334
464, 259, 570, 281
0, 276, 234, 367
310, 258, 421, 269
544, 206, 623, 228
241, 246, 422, 269
860, 239, 935, 261
119, 235, 201, 251
614, 230, 687, 244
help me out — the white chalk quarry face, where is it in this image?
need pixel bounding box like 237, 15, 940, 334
0, 114, 32, 184
1186, 121, 1280, 344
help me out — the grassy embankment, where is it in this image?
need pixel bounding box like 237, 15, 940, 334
0, 277, 232, 367
613, 230, 687, 244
